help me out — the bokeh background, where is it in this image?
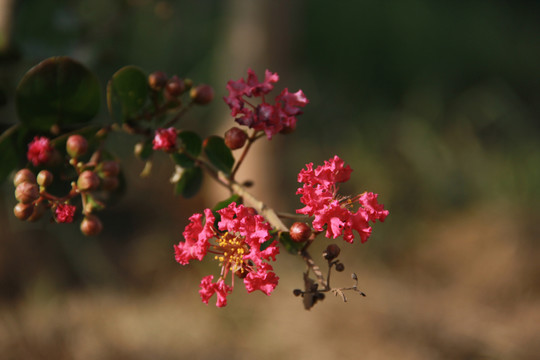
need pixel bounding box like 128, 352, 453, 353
1, 0, 540, 359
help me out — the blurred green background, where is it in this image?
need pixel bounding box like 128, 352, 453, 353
1, 0, 539, 359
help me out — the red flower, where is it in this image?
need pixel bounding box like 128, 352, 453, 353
152, 127, 177, 152
55, 203, 76, 223
174, 202, 279, 307
223, 69, 308, 139
296, 156, 389, 243
27, 136, 54, 166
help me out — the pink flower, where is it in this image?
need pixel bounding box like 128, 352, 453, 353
296, 156, 389, 243
152, 127, 177, 152
174, 202, 280, 307
223, 69, 308, 139
27, 136, 54, 166
55, 203, 76, 223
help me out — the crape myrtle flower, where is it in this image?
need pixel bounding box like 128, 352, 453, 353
223, 69, 308, 139
55, 203, 76, 223
27, 136, 54, 166
296, 155, 389, 243
152, 127, 177, 152
174, 202, 279, 307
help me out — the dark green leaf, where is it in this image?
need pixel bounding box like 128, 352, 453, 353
279, 232, 305, 254
107, 66, 148, 123
212, 194, 242, 212
178, 131, 202, 157
171, 153, 195, 168
174, 166, 203, 198
16, 57, 100, 131
203, 136, 235, 175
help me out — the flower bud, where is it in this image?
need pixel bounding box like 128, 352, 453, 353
165, 75, 185, 97
323, 244, 341, 261
15, 182, 39, 204
148, 71, 168, 90
335, 262, 345, 272
66, 135, 88, 158
99, 161, 120, 177
224, 127, 247, 150
37, 170, 53, 187
77, 170, 100, 191
190, 84, 214, 104
14, 202, 35, 221
13, 169, 36, 187
289, 222, 312, 242
80, 214, 103, 236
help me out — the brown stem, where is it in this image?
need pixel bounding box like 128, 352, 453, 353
230, 129, 259, 180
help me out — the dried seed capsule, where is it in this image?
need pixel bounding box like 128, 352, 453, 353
335, 262, 345, 272
323, 244, 341, 261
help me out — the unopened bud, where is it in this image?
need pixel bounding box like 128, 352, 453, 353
165, 75, 185, 97
13, 169, 36, 187
66, 135, 88, 158
224, 127, 247, 150
190, 84, 214, 104
99, 161, 120, 177
148, 71, 168, 90
37, 170, 53, 187
14, 202, 35, 221
289, 222, 312, 242
323, 244, 341, 261
77, 170, 100, 191
80, 214, 103, 236
15, 182, 39, 204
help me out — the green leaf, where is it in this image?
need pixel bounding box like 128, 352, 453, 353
174, 166, 203, 198
171, 153, 195, 168
107, 66, 149, 123
203, 136, 235, 175
15, 57, 100, 131
0, 125, 21, 183
178, 131, 202, 157
279, 232, 305, 254
212, 194, 242, 212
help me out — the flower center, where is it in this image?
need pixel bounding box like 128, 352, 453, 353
214, 232, 248, 275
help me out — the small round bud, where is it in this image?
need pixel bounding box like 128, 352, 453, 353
290, 222, 312, 242
14, 202, 35, 221
148, 71, 168, 90
37, 170, 53, 187
224, 127, 247, 150
184, 78, 193, 90
165, 75, 185, 97
13, 169, 36, 187
335, 262, 345, 272
323, 244, 341, 261
293, 289, 303, 297
66, 135, 88, 158
15, 182, 39, 204
80, 214, 103, 236
190, 84, 214, 104
99, 161, 120, 177
77, 170, 100, 191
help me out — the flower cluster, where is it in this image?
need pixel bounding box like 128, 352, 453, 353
55, 203, 76, 223
174, 202, 279, 307
296, 156, 389, 243
223, 69, 309, 139
152, 127, 177, 152
27, 136, 54, 166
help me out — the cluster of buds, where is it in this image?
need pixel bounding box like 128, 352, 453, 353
147, 71, 214, 108
13, 134, 121, 236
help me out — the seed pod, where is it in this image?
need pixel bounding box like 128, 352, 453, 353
224, 127, 248, 150
290, 222, 312, 242
15, 182, 39, 204
323, 244, 341, 261
66, 135, 88, 158
190, 84, 214, 104
77, 170, 100, 191
335, 262, 345, 272
14, 169, 36, 187
80, 214, 103, 236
